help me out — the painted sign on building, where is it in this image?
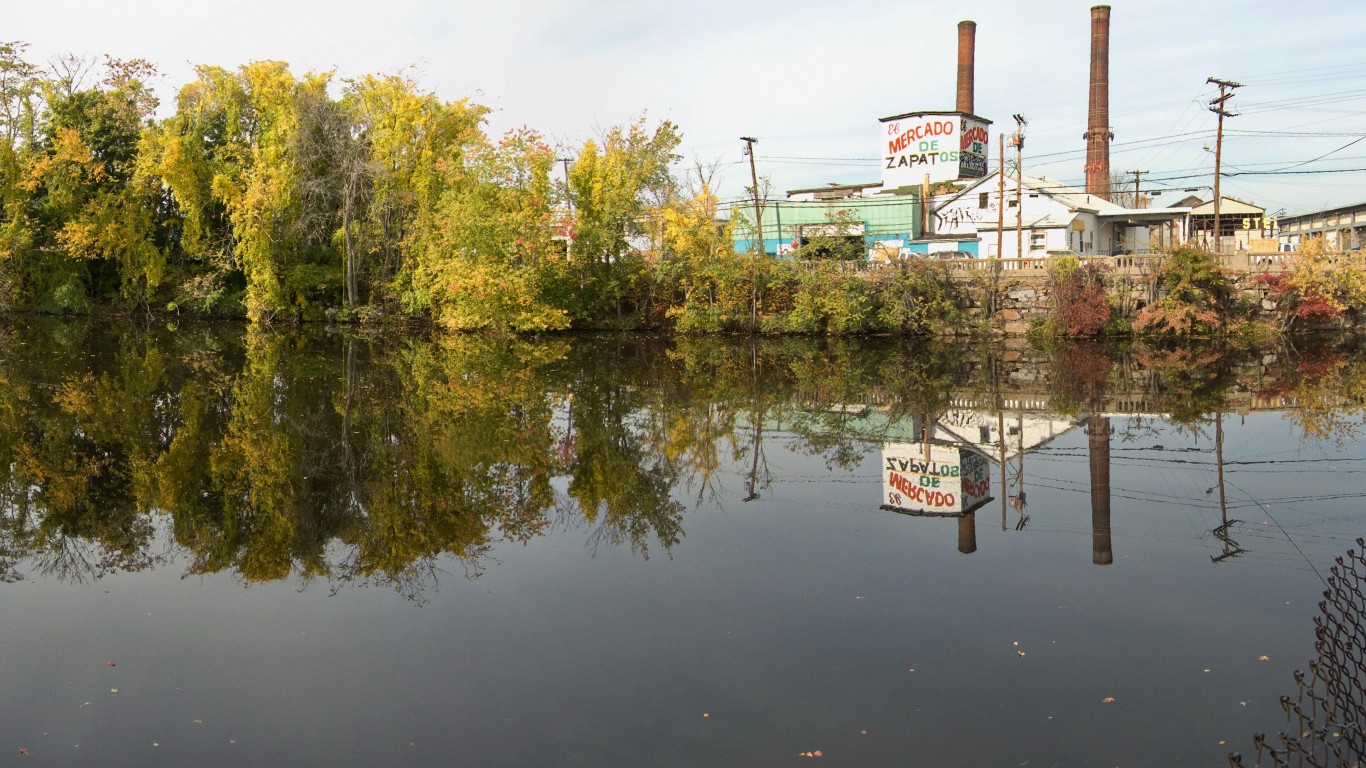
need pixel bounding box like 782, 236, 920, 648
881, 442, 991, 515
959, 117, 990, 179
880, 112, 991, 189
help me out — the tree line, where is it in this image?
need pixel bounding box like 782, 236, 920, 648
0, 43, 711, 329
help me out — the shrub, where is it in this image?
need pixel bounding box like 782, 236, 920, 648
1047, 256, 1112, 336
1134, 245, 1231, 336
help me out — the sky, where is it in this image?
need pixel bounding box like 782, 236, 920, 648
13, 0, 1366, 217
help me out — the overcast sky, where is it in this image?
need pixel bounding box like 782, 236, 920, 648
13, 0, 1366, 216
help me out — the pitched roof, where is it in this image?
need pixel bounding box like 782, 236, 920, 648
933, 171, 1132, 215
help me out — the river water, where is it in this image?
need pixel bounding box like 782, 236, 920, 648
0, 318, 1362, 766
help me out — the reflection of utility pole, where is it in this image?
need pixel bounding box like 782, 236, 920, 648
998, 404, 1007, 532
1207, 78, 1241, 253
740, 136, 763, 255
1010, 411, 1028, 529
1211, 411, 1246, 562
743, 342, 766, 503
743, 418, 763, 503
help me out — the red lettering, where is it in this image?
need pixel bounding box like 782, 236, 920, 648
961, 126, 988, 150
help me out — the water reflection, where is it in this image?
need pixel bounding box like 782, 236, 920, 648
0, 319, 1364, 596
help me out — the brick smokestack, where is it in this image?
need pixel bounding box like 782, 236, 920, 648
956, 20, 976, 114
1084, 5, 1112, 199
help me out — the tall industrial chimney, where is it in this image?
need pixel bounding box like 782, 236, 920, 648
1084, 5, 1112, 200
956, 20, 976, 114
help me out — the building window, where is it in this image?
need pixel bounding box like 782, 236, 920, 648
1008, 199, 1018, 208
1030, 231, 1046, 250
979, 193, 989, 208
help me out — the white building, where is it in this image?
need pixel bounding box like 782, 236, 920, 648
928, 172, 1191, 258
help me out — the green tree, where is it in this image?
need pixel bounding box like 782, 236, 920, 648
413, 127, 569, 332
567, 116, 681, 323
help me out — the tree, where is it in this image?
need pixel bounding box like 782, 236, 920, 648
567, 116, 682, 322
412, 127, 569, 332
340, 73, 488, 314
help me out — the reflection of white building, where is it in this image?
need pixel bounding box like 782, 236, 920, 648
931, 407, 1081, 463
784, 403, 1082, 466
929, 173, 1191, 258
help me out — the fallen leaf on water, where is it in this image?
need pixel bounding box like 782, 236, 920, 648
1204, 668, 1212, 673
1102, 697, 1115, 703
1259, 655, 1270, 661
152, 742, 159, 748
192, 720, 203, 725
110, 689, 118, 694
702, 713, 710, 718
105, 662, 115, 667
1017, 651, 1026, 657
19, 748, 28, 755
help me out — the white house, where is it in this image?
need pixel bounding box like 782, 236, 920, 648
928, 172, 1191, 258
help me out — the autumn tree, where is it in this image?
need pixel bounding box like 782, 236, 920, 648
567, 116, 681, 323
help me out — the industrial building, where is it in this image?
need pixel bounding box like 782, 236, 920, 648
727, 6, 1205, 262
1276, 201, 1366, 251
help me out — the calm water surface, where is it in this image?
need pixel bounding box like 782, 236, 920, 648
0, 319, 1362, 767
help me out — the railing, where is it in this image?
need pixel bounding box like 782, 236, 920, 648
867, 251, 1303, 276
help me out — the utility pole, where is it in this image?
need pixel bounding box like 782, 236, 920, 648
559, 157, 574, 260
1013, 114, 1027, 258
559, 158, 574, 206
1125, 170, 1147, 208
740, 137, 763, 255
996, 132, 1005, 260
1207, 78, 1241, 253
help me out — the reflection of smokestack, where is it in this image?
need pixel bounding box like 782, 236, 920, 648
957, 512, 978, 554
956, 20, 976, 114
1089, 416, 1113, 565
1084, 5, 1112, 199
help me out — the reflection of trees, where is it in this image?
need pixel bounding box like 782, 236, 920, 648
562, 338, 685, 558
1131, 342, 1232, 424
2, 321, 1366, 596
1268, 339, 1366, 446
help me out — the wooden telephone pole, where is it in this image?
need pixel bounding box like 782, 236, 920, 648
1125, 170, 1147, 208
996, 133, 1005, 259
1013, 114, 1026, 258
1207, 78, 1241, 252
740, 136, 763, 255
